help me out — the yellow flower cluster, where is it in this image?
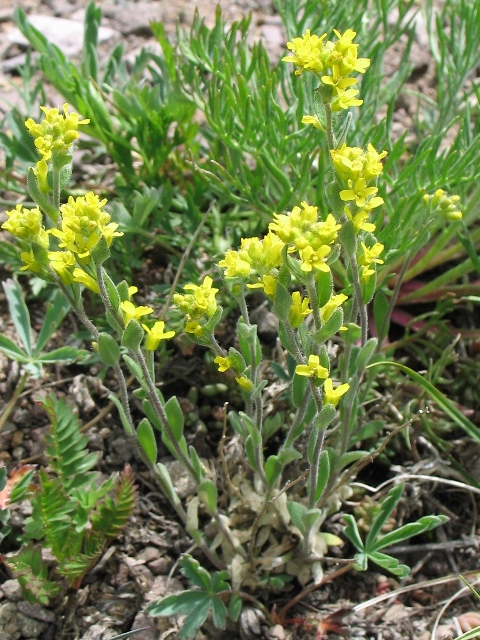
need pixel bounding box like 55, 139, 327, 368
173, 276, 219, 336
218, 232, 284, 296
50, 192, 122, 261
283, 29, 370, 111
2, 205, 49, 248
330, 143, 387, 238
25, 103, 89, 162
423, 189, 462, 221
3, 192, 123, 287
219, 201, 342, 298
216, 201, 351, 329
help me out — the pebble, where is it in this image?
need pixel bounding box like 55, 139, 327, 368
147, 556, 172, 576
0, 579, 22, 602
6, 14, 118, 58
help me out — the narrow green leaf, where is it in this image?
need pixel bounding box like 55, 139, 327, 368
0, 333, 28, 360
3, 279, 32, 356
368, 361, 480, 442
37, 346, 85, 363
365, 484, 404, 551
343, 514, 365, 551
372, 514, 448, 552
34, 290, 70, 355
109, 394, 133, 435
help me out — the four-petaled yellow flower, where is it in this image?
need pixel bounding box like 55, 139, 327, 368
214, 356, 233, 372
120, 300, 153, 326
295, 355, 329, 379
299, 245, 331, 272
323, 378, 350, 406
236, 376, 253, 391
142, 321, 175, 350
72, 268, 100, 293
289, 291, 312, 328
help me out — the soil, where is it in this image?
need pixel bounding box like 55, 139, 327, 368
0, 2, 479, 640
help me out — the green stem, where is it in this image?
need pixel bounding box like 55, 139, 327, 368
0, 371, 29, 432
52, 167, 61, 211
349, 253, 368, 346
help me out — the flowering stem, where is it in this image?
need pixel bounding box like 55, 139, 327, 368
307, 424, 327, 510
305, 275, 322, 334
282, 386, 312, 450
324, 102, 336, 150
349, 252, 368, 346
52, 167, 61, 211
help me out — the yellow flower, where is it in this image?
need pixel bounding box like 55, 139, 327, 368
30, 159, 49, 193
120, 300, 153, 326
72, 268, 100, 293
235, 376, 253, 391
321, 294, 348, 323
299, 244, 331, 272
332, 89, 363, 111
323, 378, 350, 406
340, 178, 378, 208
19, 250, 42, 273
424, 189, 462, 221
174, 276, 219, 320
218, 250, 251, 278
282, 29, 327, 75
214, 356, 233, 372
359, 242, 385, 267
301, 114, 324, 131
48, 250, 75, 284
289, 291, 312, 328
184, 320, 204, 336
295, 355, 329, 379
142, 321, 175, 350
247, 274, 278, 298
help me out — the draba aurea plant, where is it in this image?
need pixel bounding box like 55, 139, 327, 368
1, 27, 456, 638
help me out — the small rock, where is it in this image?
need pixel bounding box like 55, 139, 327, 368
17, 600, 55, 623
0, 601, 22, 640
147, 557, 172, 576
137, 546, 159, 564
17, 610, 49, 638
7, 15, 117, 58
103, 1, 163, 36
163, 459, 197, 499
0, 579, 22, 602
143, 575, 183, 603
